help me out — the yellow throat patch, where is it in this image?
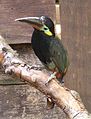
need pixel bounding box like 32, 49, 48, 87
41, 25, 53, 36
44, 30, 52, 36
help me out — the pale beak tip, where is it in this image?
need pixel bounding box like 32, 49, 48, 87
15, 18, 20, 21
15, 18, 23, 21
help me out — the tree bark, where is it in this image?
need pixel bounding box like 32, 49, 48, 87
0, 35, 91, 119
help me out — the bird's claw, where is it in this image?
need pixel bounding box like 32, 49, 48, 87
45, 72, 57, 85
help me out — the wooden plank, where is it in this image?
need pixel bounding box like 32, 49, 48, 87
60, 0, 91, 112
0, 0, 55, 6
0, 0, 56, 44
0, 85, 66, 119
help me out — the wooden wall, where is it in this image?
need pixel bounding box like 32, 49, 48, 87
60, 0, 91, 112
0, 0, 55, 44
0, 0, 67, 119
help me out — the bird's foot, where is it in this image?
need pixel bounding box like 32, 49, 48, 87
45, 72, 57, 85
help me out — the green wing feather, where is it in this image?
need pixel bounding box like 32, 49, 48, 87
49, 37, 69, 73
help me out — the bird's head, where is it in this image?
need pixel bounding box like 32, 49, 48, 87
15, 16, 55, 36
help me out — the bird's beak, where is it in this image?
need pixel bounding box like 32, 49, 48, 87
15, 17, 44, 29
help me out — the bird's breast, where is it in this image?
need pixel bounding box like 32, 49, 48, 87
31, 30, 52, 64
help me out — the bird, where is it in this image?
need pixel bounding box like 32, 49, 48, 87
15, 16, 69, 109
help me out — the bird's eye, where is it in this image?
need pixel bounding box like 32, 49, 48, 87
44, 27, 48, 30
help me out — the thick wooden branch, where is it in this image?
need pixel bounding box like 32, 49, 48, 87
0, 35, 91, 119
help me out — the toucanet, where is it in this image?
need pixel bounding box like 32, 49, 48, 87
15, 16, 69, 109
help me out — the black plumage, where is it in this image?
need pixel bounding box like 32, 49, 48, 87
32, 29, 68, 80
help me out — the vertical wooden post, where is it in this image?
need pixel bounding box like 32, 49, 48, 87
60, 0, 91, 112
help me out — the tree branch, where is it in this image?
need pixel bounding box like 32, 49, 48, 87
0, 35, 90, 119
